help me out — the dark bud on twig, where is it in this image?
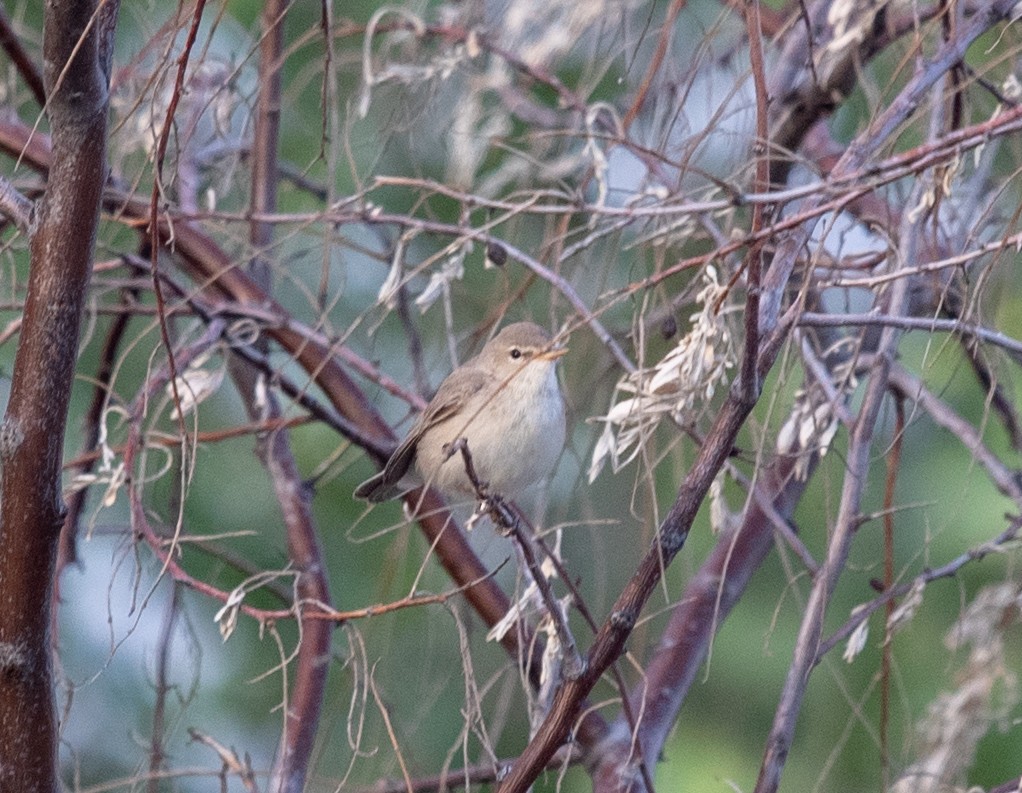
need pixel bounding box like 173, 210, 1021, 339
485, 240, 508, 269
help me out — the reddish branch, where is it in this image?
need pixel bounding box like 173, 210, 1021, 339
146, 0, 207, 431
621, 0, 688, 131
236, 2, 335, 790
0, 1, 119, 791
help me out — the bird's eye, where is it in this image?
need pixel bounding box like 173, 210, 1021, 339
510, 348, 523, 360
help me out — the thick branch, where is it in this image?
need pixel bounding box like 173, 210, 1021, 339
0, 1, 117, 790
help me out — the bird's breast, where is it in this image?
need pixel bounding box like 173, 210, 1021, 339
416, 365, 565, 498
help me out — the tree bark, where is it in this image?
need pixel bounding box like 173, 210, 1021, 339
0, 2, 117, 790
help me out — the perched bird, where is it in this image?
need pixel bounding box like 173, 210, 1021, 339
355, 322, 567, 503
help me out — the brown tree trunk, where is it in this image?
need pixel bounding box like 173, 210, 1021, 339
0, 3, 118, 790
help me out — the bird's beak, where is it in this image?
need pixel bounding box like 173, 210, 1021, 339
539, 345, 568, 362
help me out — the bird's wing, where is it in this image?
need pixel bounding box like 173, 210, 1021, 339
354, 367, 488, 502
420, 365, 489, 433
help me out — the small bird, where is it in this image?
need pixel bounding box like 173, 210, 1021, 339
355, 322, 567, 503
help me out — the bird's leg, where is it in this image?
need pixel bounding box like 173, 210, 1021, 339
443, 437, 490, 495
444, 437, 494, 530
444, 437, 515, 529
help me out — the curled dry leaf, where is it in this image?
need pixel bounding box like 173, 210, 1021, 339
843, 619, 870, 664
885, 577, 926, 642
168, 365, 225, 420
589, 266, 736, 482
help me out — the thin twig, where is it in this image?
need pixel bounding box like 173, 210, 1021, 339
799, 311, 1022, 361
188, 729, 260, 793
817, 517, 1022, 661
447, 438, 585, 680
147, 584, 180, 793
